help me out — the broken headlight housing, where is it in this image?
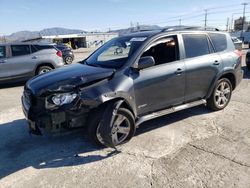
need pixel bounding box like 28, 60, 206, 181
50, 93, 77, 106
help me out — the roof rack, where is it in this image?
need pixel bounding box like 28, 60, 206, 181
161, 26, 220, 32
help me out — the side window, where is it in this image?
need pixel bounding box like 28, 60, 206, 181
208, 33, 227, 52
11, 45, 30, 57
0, 46, 6, 58
31, 45, 38, 53
141, 35, 179, 66
182, 34, 210, 58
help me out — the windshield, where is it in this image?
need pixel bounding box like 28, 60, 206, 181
84, 36, 147, 69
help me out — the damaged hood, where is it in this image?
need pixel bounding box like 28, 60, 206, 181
26, 63, 115, 96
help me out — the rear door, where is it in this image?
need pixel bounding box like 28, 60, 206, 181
0, 45, 11, 80
182, 33, 222, 102
8, 45, 35, 79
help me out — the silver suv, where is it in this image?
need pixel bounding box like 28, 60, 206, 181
0, 43, 64, 84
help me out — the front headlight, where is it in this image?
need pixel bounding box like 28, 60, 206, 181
51, 93, 77, 106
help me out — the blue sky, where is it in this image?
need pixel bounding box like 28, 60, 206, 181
0, 0, 249, 35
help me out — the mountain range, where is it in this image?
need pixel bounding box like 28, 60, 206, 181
3, 25, 162, 42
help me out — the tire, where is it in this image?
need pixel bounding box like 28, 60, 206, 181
207, 78, 232, 111
36, 66, 53, 75
247, 62, 250, 70
87, 106, 135, 147
65, 56, 73, 64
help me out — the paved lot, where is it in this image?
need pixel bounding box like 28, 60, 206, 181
0, 52, 250, 188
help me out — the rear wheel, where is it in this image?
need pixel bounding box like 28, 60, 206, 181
37, 66, 53, 75
247, 62, 250, 70
65, 56, 73, 64
87, 106, 135, 147
207, 78, 232, 111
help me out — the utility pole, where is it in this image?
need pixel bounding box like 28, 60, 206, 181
204, 9, 208, 30
136, 22, 140, 32
226, 17, 229, 32
179, 18, 182, 26
241, 3, 248, 41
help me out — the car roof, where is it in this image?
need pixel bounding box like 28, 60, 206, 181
0, 42, 55, 46
121, 26, 227, 38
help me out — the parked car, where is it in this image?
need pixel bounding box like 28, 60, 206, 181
22, 28, 243, 148
245, 50, 250, 70
33, 43, 75, 64
231, 37, 242, 50
0, 43, 64, 84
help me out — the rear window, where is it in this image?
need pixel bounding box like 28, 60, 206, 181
208, 33, 227, 52
11, 45, 30, 56
183, 34, 210, 58
0, 46, 6, 58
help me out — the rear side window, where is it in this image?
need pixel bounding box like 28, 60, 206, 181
36, 45, 54, 50
0, 46, 6, 58
208, 33, 227, 52
11, 45, 30, 56
183, 34, 210, 58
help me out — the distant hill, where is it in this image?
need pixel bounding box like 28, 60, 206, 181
5, 27, 85, 41
3, 25, 163, 42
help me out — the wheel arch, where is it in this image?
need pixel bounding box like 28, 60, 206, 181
35, 63, 55, 75
206, 71, 236, 99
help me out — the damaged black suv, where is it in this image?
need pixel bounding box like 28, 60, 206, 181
22, 27, 243, 148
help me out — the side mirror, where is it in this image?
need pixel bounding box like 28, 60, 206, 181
134, 56, 155, 70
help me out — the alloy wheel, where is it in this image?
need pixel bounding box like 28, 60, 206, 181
214, 81, 231, 108
96, 114, 131, 146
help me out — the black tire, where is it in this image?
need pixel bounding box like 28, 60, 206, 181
247, 62, 250, 70
64, 56, 73, 64
87, 106, 135, 147
36, 66, 53, 75
207, 78, 232, 111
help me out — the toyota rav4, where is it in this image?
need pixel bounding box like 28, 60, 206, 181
22, 27, 243, 148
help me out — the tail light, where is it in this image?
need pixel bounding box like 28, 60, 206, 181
234, 50, 242, 58
56, 51, 62, 58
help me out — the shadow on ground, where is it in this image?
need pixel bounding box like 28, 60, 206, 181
0, 81, 25, 89
0, 106, 211, 179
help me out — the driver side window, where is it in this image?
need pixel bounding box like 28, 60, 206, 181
142, 35, 179, 66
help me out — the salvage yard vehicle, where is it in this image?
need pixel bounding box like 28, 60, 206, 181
0, 43, 64, 84
22, 27, 243, 148
38, 43, 75, 64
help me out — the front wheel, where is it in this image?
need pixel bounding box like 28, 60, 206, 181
207, 78, 232, 111
87, 107, 135, 147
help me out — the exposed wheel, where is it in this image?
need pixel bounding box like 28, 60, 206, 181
37, 66, 53, 75
247, 63, 250, 70
87, 106, 135, 147
207, 78, 232, 111
65, 56, 73, 64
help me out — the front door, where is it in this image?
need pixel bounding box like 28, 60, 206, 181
133, 35, 186, 115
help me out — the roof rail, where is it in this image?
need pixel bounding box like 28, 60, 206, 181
161, 26, 220, 32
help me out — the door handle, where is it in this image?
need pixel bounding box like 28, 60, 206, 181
213, 60, 220, 65
32, 56, 38, 59
175, 68, 183, 75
